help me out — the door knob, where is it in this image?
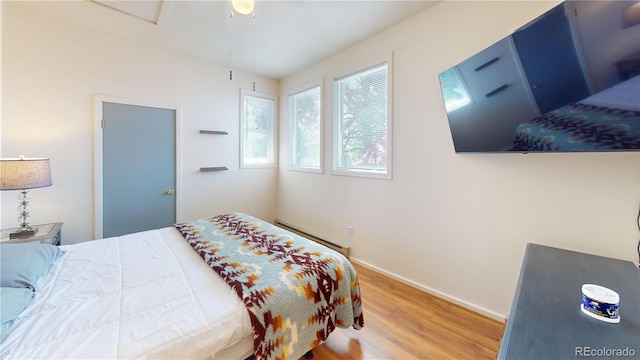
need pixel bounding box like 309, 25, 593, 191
166, 189, 175, 195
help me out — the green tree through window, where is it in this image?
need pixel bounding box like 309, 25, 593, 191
290, 85, 321, 170
241, 90, 276, 168
335, 63, 389, 175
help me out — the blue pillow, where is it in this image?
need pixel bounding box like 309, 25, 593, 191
0, 243, 64, 290
0, 287, 34, 339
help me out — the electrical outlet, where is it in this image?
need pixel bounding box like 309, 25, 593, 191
347, 226, 353, 236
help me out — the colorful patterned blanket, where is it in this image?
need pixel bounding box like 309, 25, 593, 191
173, 213, 364, 360
513, 102, 640, 151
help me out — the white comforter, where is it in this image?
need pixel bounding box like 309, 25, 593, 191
0, 227, 253, 359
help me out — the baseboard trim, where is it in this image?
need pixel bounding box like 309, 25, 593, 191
350, 257, 507, 322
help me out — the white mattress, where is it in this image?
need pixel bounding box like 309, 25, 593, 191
582, 75, 640, 111
0, 227, 253, 359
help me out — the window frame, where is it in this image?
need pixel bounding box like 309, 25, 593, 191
288, 80, 323, 173
331, 55, 393, 180
438, 66, 473, 113
239, 89, 278, 169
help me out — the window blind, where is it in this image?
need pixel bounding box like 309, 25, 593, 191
290, 85, 321, 170
334, 63, 389, 174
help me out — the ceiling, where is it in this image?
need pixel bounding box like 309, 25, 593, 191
7, 0, 439, 79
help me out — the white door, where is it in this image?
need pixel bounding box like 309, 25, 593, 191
93, 96, 181, 239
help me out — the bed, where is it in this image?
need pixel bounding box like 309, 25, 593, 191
0, 213, 364, 359
513, 75, 640, 151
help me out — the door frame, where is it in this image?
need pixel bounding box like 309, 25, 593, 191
92, 94, 183, 239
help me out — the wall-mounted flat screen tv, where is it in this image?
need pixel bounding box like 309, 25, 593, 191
438, 0, 640, 153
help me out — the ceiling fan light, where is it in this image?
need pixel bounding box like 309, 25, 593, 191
232, 0, 254, 15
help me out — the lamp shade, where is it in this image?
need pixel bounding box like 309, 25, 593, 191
0, 157, 52, 190
232, 0, 254, 15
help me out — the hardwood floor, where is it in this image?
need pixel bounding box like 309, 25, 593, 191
312, 263, 505, 359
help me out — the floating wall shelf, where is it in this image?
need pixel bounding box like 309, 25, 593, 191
200, 166, 228, 172
199, 130, 228, 171
200, 130, 228, 135
474, 57, 500, 72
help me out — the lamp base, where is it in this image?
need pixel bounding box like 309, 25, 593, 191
9, 228, 37, 239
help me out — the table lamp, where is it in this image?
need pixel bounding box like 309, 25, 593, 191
0, 156, 52, 238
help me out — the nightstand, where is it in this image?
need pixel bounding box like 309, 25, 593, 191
616, 51, 640, 80
0, 222, 63, 245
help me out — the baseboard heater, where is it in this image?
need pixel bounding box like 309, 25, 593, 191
274, 219, 350, 258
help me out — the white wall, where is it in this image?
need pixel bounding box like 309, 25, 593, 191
1, 4, 279, 244
3, 0, 638, 322
277, 1, 640, 320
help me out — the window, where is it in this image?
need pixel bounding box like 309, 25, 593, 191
240, 90, 276, 168
333, 61, 391, 178
438, 67, 472, 112
289, 83, 322, 172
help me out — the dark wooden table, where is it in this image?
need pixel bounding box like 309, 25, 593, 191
498, 243, 640, 359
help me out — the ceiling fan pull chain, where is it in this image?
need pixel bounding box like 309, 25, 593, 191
252, 11, 256, 91
229, 8, 234, 80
